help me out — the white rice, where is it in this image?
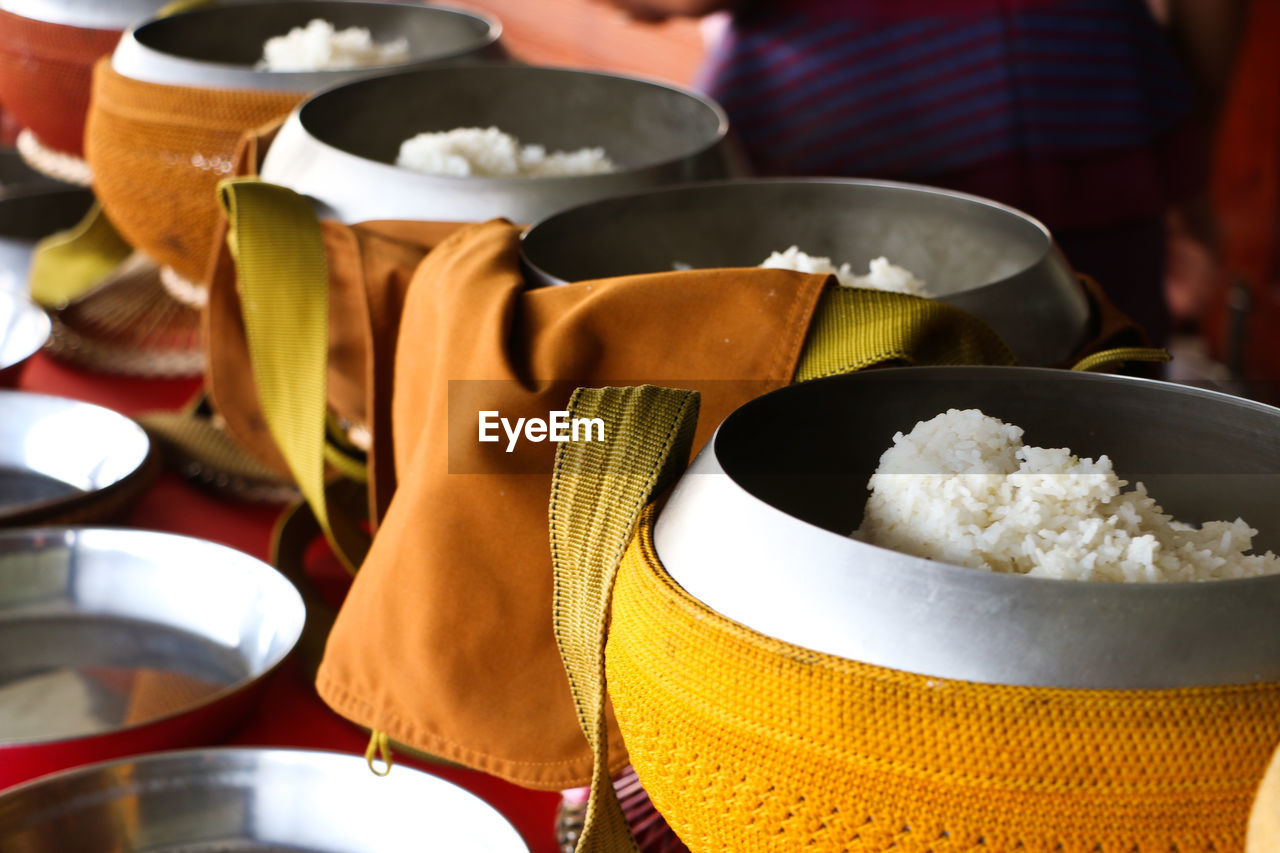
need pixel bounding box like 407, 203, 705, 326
759, 246, 931, 296
395, 127, 617, 178
859, 408, 1280, 582
258, 19, 409, 72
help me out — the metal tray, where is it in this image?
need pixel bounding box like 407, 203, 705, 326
0, 529, 305, 788
0, 747, 530, 851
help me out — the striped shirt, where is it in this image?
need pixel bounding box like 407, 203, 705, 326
701, 0, 1203, 228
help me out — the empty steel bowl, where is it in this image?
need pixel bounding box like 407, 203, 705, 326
0, 391, 154, 525
260, 63, 732, 224
112, 0, 503, 92
0, 747, 530, 850
654, 366, 1280, 689
0, 529, 305, 789
0, 289, 49, 387
520, 179, 1091, 366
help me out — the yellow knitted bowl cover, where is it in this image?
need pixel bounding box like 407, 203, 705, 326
606, 509, 1280, 852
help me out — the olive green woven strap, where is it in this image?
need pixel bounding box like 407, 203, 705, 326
217, 177, 369, 571
796, 287, 1017, 381
551, 385, 702, 853
28, 203, 133, 308
1071, 346, 1171, 372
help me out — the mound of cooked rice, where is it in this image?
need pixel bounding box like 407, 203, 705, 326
395, 127, 617, 178
859, 408, 1280, 582
759, 246, 931, 296
259, 19, 409, 72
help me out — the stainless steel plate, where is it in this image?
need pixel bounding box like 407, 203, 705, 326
261, 63, 731, 224
0, 747, 530, 851
654, 366, 1280, 689
0, 391, 151, 524
520, 179, 1091, 366
112, 1, 503, 92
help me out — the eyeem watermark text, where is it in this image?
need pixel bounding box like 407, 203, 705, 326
478, 410, 605, 452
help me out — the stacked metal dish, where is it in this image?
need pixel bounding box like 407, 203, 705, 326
0, 748, 531, 851
520, 179, 1091, 366
0, 527, 305, 788
261, 64, 732, 224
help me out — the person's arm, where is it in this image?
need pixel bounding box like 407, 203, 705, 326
593, 0, 740, 23
1165, 0, 1249, 111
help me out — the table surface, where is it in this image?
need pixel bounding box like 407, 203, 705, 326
15, 350, 562, 853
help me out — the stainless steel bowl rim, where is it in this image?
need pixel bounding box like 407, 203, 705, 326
0, 526, 305, 747
0, 390, 151, 515
289, 64, 729, 183
0, 290, 51, 373
111, 2, 503, 92
653, 366, 1280, 690
0, 0, 169, 31
520, 176, 1053, 284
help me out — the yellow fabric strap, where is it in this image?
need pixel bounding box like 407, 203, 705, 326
795, 286, 1017, 381
28, 203, 132, 308
1071, 346, 1171, 372
551, 386, 702, 853
365, 729, 395, 777
217, 178, 368, 571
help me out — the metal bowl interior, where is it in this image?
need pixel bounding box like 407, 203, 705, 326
111, 1, 502, 91
0, 0, 167, 30
0, 288, 50, 385
0, 528, 304, 750
0, 186, 95, 288
259, 64, 731, 223
653, 366, 1280, 689
520, 179, 1090, 366
0, 747, 530, 851
0, 391, 152, 523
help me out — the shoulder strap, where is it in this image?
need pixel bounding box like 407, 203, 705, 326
217, 177, 369, 570
550, 385, 701, 852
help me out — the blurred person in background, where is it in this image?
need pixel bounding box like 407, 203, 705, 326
593, 0, 1248, 350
